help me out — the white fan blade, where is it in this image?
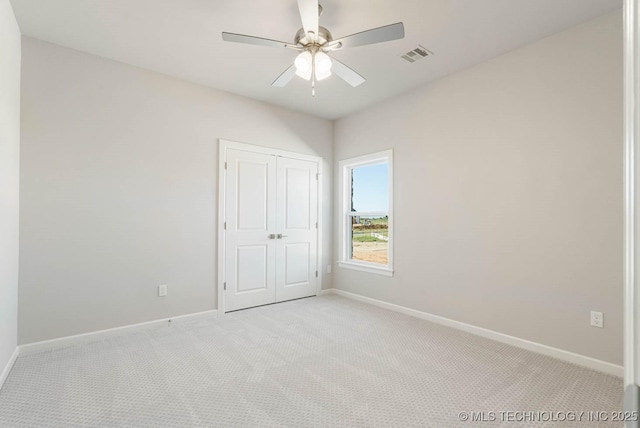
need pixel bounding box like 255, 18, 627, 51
331, 22, 404, 49
272, 65, 297, 87
222, 32, 291, 49
297, 0, 319, 40
331, 57, 366, 87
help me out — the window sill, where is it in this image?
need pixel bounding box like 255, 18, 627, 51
337, 261, 394, 277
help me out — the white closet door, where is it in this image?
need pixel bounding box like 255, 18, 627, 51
224, 149, 277, 311
275, 157, 318, 302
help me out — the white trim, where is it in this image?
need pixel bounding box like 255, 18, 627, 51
317, 289, 333, 296
324, 289, 623, 378
338, 149, 393, 276
217, 140, 227, 317
317, 159, 324, 297
217, 139, 324, 315
337, 261, 394, 277
219, 139, 322, 163
624, 0, 639, 388
19, 310, 218, 355
0, 347, 19, 391
339, 151, 390, 168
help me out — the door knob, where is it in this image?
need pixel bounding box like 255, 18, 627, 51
268, 234, 277, 239
277, 234, 288, 239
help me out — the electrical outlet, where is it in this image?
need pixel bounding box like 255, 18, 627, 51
590, 311, 603, 328
158, 284, 168, 297
327, 264, 332, 274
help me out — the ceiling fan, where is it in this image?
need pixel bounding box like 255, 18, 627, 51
222, 0, 405, 96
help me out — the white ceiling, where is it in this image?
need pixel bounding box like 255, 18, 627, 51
10, 0, 622, 119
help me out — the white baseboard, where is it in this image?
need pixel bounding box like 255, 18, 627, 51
0, 347, 19, 391
19, 309, 218, 355
317, 289, 333, 296
325, 288, 623, 378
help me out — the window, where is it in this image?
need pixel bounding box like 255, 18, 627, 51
338, 150, 393, 276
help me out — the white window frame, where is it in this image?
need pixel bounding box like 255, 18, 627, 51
338, 149, 393, 277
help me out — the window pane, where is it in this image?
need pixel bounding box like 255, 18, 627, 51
351, 215, 388, 265
351, 163, 388, 212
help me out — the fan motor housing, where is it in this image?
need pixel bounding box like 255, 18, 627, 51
294, 26, 333, 46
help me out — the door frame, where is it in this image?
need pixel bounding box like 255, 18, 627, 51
625, 0, 640, 419
217, 139, 323, 315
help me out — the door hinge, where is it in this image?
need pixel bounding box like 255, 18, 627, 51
316, 222, 318, 229
224, 162, 227, 170
224, 222, 226, 230
315, 270, 318, 278
316, 173, 319, 180
223, 282, 226, 291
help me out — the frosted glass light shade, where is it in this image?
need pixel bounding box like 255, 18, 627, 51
294, 51, 312, 80
314, 51, 332, 81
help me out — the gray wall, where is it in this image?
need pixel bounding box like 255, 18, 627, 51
19, 38, 333, 344
334, 11, 623, 365
0, 0, 20, 375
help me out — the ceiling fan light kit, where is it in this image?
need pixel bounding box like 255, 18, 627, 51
294, 51, 312, 77
313, 51, 332, 80
222, 0, 405, 96
295, 49, 331, 79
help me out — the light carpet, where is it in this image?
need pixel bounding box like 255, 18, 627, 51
0, 294, 623, 427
